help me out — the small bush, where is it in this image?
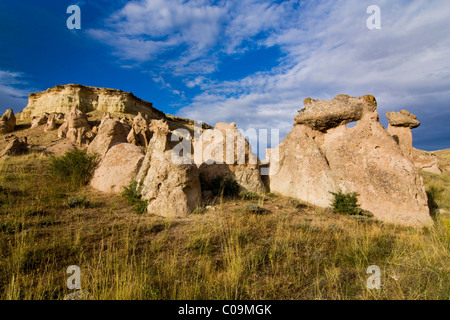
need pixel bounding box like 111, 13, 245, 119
289, 198, 308, 210
48, 150, 98, 190
122, 181, 148, 214
239, 190, 259, 200
245, 204, 268, 215
65, 196, 89, 209
330, 191, 362, 216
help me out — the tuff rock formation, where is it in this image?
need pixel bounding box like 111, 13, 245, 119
0, 109, 16, 134
270, 94, 432, 227
387, 110, 442, 174
127, 112, 152, 147
20, 84, 165, 120
58, 107, 91, 146
136, 120, 202, 218
44, 114, 57, 132
195, 122, 266, 194
87, 117, 128, 157
31, 114, 49, 128
1, 136, 28, 156
90, 143, 145, 194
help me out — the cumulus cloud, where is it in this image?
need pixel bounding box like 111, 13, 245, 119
89, 0, 450, 149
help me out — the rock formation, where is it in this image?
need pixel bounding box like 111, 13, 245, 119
127, 112, 152, 147
44, 114, 57, 132
90, 143, 145, 194
0, 109, 16, 134
20, 84, 166, 120
87, 118, 128, 157
58, 107, 91, 146
270, 94, 432, 227
31, 114, 49, 128
1, 136, 28, 156
195, 122, 266, 194
136, 120, 202, 218
387, 110, 442, 174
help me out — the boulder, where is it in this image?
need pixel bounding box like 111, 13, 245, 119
386, 110, 420, 128
90, 143, 145, 194
87, 118, 128, 157
270, 95, 432, 227
0, 109, 16, 134
1, 136, 28, 156
44, 114, 57, 132
136, 120, 202, 217
58, 107, 91, 146
195, 122, 266, 194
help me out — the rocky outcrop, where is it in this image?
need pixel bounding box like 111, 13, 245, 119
90, 143, 145, 194
195, 122, 266, 194
20, 84, 166, 120
0, 109, 16, 134
31, 114, 49, 128
44, 114, 57, 132
127, 112, 152, 147
136, 120, 202, 218
58, 107, 91, 146
87, 118, 128, 157
270, 95, 432, 227
1, 136, 28, 156
387, 110, 442, 174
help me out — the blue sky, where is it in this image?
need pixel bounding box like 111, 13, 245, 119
1, 0, 449, 151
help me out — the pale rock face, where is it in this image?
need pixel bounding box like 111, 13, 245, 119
31, 114, 49, 128
136, 121, 202, 218
44, 114, 57, 132
127, 112, 152, 147
387, 125, 413, 157
87, 118, 128, 157
58, 107, 91, 146
0, 109, 16, 134
270, 95, 432, 227
90, 143, 145, 194
20, 84, 165, 120
195, 122, 266, 194
412, 149, 442, 175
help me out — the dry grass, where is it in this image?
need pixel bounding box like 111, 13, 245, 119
0, 153, 449, 300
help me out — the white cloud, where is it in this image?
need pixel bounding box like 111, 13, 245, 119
178, 0, 450, 143
0, 70, 31, 113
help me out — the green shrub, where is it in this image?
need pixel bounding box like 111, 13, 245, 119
65, 196, 89, 209
122, 181, 148, 214
48, 150, 98, 190
245, 204, 268, 215
239, 190, 259, 200
330, 191, 362, 215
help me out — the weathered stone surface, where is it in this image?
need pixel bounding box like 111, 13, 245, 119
127, 112, 152, 147
87, 118, 128, 157
294, 94, 377, 132
195, 122, 266, 194
387, 110, 441, 174
44, 114, 57, 132
0, 109, 16, 134
1, 136, 28, 156
136, 121, 202, 218
58, 107, 91, 146
90, 143, 145, 194
31, 114, 49, 128
270, 94, 432, 227
386, 110, 420, 128
412, 149, 442, 174
20, 84, 166, 120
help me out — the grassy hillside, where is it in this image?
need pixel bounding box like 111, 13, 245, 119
0, 152, 448, 300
